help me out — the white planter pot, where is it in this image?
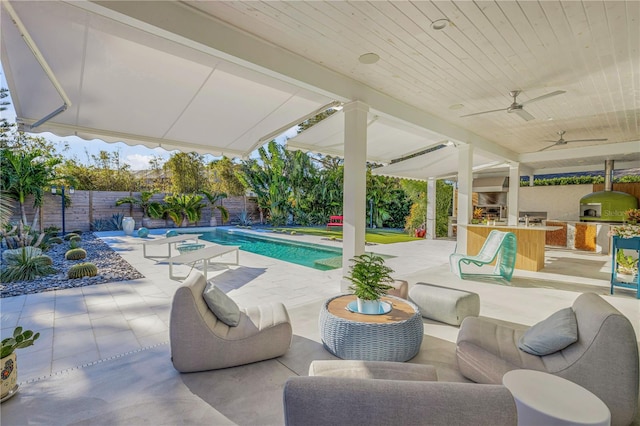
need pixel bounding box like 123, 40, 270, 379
357, 298, 381, 314
122, 217, 135, 236
1, 353, 17, 401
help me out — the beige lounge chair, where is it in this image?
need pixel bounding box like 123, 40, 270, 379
168, 244, 239, 280
170, 271, 292, 373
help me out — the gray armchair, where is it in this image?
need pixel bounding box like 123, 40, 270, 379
170, 271, 292, 372
456, 293, 639, 426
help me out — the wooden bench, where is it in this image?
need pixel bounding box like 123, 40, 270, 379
168, 244, 240, 281
142, 234, 202, 259
449, 230, 517, 281
326, 215, 344, 229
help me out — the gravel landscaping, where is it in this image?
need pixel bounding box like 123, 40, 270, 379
0, 233, 144, 298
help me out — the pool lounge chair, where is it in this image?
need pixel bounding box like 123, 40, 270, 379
142, 234, 203, 259
168, 244, 240, 281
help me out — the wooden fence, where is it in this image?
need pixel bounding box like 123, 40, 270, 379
9, 191, 260, 232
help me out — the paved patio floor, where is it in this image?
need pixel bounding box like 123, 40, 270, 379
1, 228, 638, 425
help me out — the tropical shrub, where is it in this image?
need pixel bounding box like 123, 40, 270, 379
163, 193, 204, 227
115, 190, 158, 218
67, 262, 98, 279
65, 248, 87, 260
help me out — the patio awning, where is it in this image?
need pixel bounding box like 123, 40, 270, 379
371, 145, 507, 181
286, 110, 448, 164
0, 1, 336, 157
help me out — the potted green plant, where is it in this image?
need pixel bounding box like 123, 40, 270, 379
201, 191, 229, 227
345, 253, 394, 314
163, 193, 205, 227
616, 249, 638, 282
1, 326, 40, 401
115, 190, 159, 228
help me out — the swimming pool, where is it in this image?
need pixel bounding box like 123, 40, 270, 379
197, 228, 343, 271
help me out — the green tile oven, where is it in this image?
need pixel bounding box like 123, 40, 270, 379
579, 160, 638, 222
580, 190, 638, 222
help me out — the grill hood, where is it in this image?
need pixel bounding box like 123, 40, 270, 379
473, 177, 508, 192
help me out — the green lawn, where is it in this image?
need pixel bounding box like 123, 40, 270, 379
269, 227, 420, 244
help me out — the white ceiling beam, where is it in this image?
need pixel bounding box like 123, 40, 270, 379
519, 140, 640, 164
83, 0, 518, 163
531, 161, 640, 176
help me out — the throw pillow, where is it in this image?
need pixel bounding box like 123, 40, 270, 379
518, 307, 578, 356
202, 283, 241, 327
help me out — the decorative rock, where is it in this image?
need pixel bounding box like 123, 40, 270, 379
137, 227, 150, 238
166, 230, 179, 238
0, 233, 144, 298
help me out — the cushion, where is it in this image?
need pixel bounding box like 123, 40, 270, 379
518, 307, 578, 356
202, 283, 241, 326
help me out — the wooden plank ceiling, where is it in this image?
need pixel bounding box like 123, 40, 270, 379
189, 1, 639, 168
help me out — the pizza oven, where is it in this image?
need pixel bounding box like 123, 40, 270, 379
579, 160, 638, 222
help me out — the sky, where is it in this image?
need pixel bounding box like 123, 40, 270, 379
1, 67, 297, 170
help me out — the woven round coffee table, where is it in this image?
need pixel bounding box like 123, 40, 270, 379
319, 294, 423, 362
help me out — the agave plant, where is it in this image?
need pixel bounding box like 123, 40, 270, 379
163, 194, 205, 227
0, 247, 56, 282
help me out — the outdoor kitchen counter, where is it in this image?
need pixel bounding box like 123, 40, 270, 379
462, 224, 563, 272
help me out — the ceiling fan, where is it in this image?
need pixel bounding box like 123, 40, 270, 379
461, 90, 566, 121
538, 130, 608, 151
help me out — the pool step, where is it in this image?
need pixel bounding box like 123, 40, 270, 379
314, 256, 342, 269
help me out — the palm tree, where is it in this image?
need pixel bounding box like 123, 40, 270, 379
201, 190, 229, 226
115, 190, 158, 218
1, 149, 62, 228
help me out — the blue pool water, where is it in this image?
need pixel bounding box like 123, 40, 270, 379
197, 228, 343, 271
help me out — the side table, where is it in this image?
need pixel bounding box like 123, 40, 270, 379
319, 294, 423, 362
503, 369, 610, 426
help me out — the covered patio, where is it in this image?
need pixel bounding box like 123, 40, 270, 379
1, 229, 638, 424
1, 1, 639, 425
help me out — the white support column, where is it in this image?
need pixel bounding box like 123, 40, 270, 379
456, 144, 473, 255
529, 174, 535, 186
426, 177, 436, 239
341, 101, 368, 290
508, 163, 520, 226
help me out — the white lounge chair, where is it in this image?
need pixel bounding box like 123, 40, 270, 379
168, 244, 240, 280
142, 234, 202, 259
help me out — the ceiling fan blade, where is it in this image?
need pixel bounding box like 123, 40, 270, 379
460, 108, 507, 118
566, 138, 608, 143
521, 90, 566, 105
512, 108, 535, 121
538, 143, 558, 152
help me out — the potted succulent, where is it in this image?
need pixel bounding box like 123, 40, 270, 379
345, 253, 394, 314
1, 326, 40, 401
